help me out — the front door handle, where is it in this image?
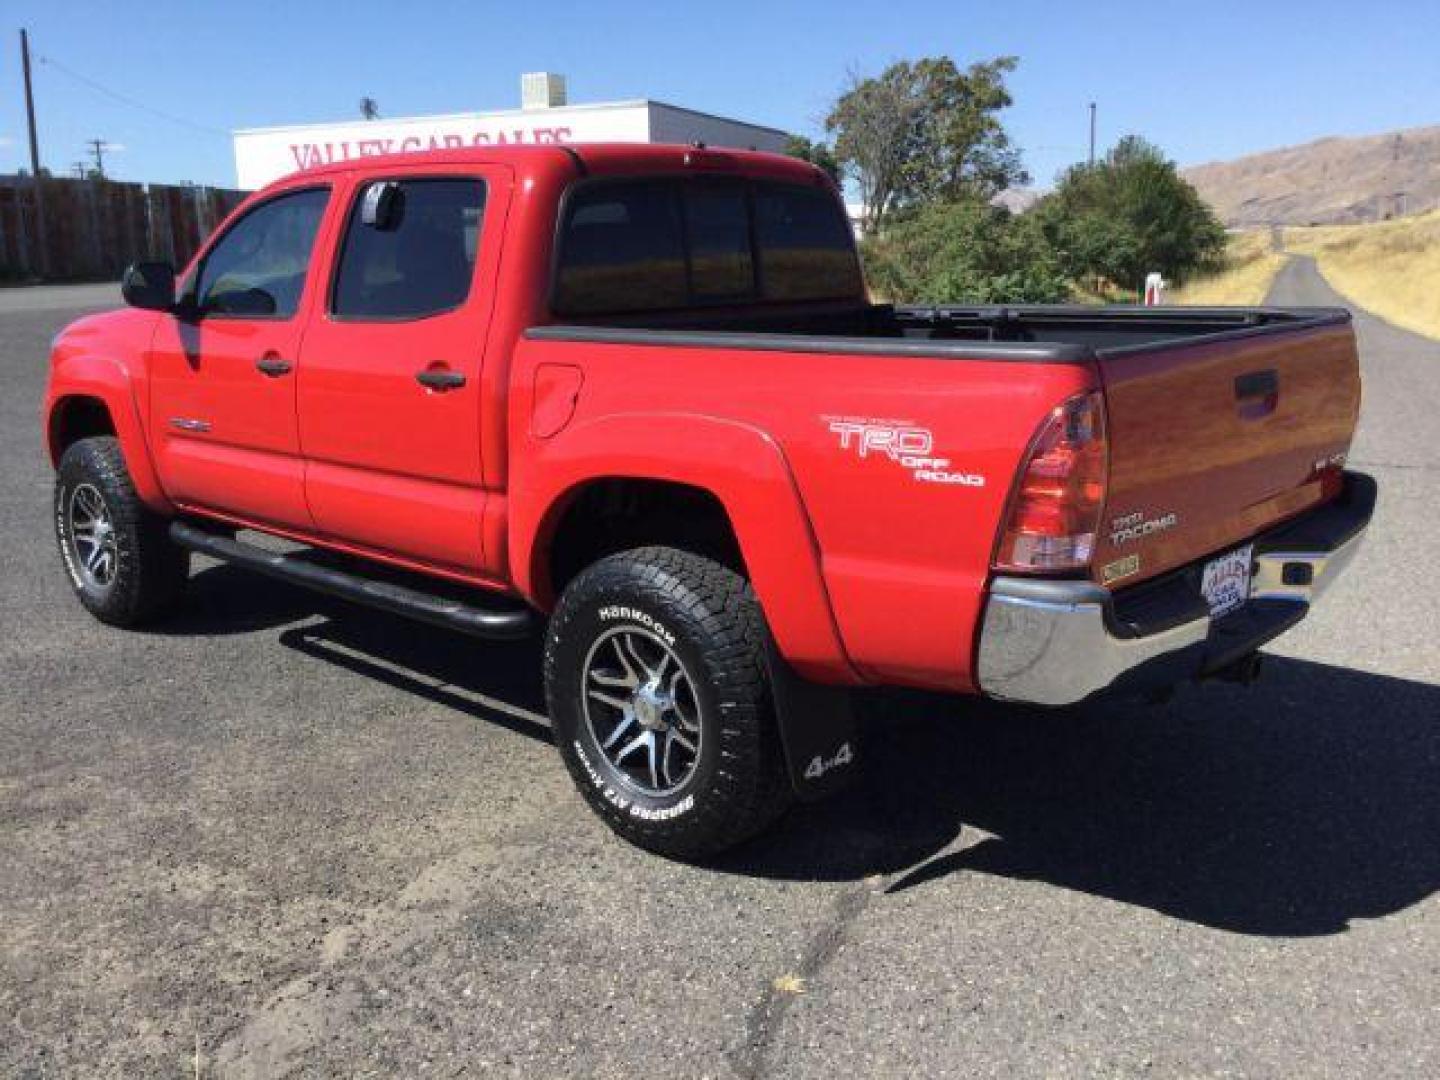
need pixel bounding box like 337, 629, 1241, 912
416, 368, 466, 391
256, 355, 292, 378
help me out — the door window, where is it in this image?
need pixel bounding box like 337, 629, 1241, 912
194, 188, 329, 318
331, 178, 487, 320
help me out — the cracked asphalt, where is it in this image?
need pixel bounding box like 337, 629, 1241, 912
2, 263, 1437, 1077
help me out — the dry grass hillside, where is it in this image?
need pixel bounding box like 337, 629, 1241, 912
1285, 209, 1440, 339
1168, 230, 1288, 305
1184, 125, 1440, 227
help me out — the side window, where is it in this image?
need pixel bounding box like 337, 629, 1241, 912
753, 184, 863, 302
195, 188, 329, 318
683, 185, 754, 300
553, 182, 687, 315
331, 178, 487, 320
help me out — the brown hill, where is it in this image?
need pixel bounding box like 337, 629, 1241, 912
1183, 124, 1440, 227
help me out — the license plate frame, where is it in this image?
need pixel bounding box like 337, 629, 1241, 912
1201, 545, 1254, 619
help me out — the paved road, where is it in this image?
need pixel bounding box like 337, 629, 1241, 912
0, 282, 120, 315
2, 270, 1437, 1077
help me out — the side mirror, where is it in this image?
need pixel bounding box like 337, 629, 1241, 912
121, 261, 176, 312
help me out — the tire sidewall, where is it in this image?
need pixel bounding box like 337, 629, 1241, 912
548, 575, 734, 829
54, 441, 141, 620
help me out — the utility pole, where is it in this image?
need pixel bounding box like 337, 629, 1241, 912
71, 162, 88, 179
87, 138, 108, 180
1088, 102, 1097, 167
20, 28, 49, 276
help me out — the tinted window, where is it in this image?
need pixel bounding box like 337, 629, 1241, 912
684, 185, 753, 300
195, 188, 328, 318
753, 184, 863, 301
552, 183, 686, 315
332, 179, 486, 319
553, 179, 860, 315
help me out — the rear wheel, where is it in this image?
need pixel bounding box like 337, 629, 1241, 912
54, 436, 188, 626
544, 546, 791, 858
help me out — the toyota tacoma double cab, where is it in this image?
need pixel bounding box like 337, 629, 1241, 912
43, 143, 1374, 857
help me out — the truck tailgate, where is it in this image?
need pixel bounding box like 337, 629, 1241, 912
1092, 318, 1360, 588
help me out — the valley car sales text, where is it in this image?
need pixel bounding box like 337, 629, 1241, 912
286, 127, 574, 171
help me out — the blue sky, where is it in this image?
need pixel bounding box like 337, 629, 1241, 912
2, 0, 1437, 189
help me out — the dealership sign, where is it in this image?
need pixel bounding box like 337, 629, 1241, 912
233, 104, 652, 189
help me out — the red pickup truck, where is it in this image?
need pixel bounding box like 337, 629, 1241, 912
43, 144, 1374, 857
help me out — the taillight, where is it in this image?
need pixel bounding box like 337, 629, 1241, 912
994, 389, 1108, 573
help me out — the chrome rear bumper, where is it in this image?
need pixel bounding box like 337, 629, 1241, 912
976, 471, 1375, 706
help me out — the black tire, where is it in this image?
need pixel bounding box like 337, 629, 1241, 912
54, 436, 189, 627
544, 546, 791, 858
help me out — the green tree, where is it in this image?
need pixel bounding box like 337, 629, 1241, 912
862, 202, 1070, 304
1034, 135, 1226, 292
824, 56, 1027, 233
782, 135, 841, 184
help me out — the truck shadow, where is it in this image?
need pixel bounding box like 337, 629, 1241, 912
178, 563, 1438, 938
727, 661, 1440, 938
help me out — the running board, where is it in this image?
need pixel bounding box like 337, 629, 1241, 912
169, 521, 538, 640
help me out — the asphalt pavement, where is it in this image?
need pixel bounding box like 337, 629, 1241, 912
2, 265, 1436, 1077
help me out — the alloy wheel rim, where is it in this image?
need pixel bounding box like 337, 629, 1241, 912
68, 483, 118, 589
581, 626, 703, 797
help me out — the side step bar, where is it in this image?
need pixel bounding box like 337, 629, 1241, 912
169, 521, 538, 640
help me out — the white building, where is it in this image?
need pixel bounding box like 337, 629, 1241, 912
232, 73, 790, 190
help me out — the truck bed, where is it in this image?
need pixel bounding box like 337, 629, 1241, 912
527, 301, 1360, 594
528, 302, 1351, 361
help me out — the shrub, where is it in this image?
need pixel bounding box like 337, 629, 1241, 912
862, 200, 1071, 304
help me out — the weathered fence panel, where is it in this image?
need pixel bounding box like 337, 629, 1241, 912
0, 177, 247, 282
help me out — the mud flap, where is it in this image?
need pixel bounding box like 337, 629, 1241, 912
765, 646, 860, 801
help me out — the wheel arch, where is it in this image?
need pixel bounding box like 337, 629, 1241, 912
48, 394, 117, 460
45, 355, 172, 513
546, 477, 748, 598
511, 413, 858, 684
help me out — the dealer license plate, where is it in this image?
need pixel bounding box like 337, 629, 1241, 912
1201, 545, 1253, 618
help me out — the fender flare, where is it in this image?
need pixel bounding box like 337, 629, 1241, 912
45, 353, 172, 513
510, 412, 859, 684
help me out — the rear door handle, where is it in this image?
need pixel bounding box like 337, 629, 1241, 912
416, 368, 466, 391
255, 355, 292, 377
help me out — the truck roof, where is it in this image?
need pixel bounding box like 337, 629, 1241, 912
269, 142, 828, 190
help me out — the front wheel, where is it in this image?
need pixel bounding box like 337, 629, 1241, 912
54, 436, 188, 627
544, 547, 791, 859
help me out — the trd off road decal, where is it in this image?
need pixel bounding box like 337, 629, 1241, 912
825, 417, 986, 488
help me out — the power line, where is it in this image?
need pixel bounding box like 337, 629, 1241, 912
35, 53, 229, 138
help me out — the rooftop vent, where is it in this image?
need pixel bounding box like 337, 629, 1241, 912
521, 72, 567, 110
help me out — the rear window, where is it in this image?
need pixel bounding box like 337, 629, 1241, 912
684, 185, 754, 301
551, 182, 687, 315
753, 183, 863, 302
553, 179, 861, 315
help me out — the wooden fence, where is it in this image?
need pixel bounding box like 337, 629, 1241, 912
0, 177, 248, 282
